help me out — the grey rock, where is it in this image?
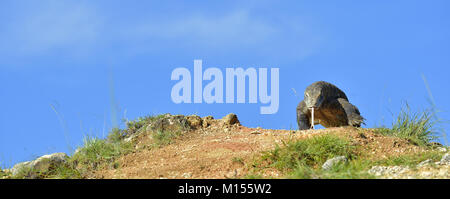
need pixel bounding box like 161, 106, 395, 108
322, 156, 348, 170
124, 134, 137, 143
440, 153, 450, 165
368, 166, 409, 177
417, 159, 432, 167
11, 152, 68, 178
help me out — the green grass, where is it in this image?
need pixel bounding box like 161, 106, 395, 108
151, 130, 181, 147
8, 114, 190, 179
39, 114, 174, 178
250, 133, 446, 179
375, 150, 444, 168
251, 133, 373, 179
16, 131, 134, 179
287, 159, 376, 179
124, 115, 165, 136
232, 157, 245, 165
71, 136, 132, 171
0, 167, 9, 179
18, 134, 134, 179
107, 127, 127, 143
122, 114, 183, 148
261, 134, 357, 171
44, 163, 82, 179
252, 134, 368, 179
374, 103, 440, 146
34, 114, 176, 178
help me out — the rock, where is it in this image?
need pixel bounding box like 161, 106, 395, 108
429, 142, 443, 147
11, 152, 68, 178
322, 156, 348, 170
225, 169, 242, 179
181, 172, 192, 178
368, 166, 409, 177
417, 159, 432, 167
222, 113, 240, 126
420, 171, 434, 178
146, 114, 191, 133
440, 153, 450, 165
186, 115, 203, 129
202, 116, 215, 128
124, 134, 137, 143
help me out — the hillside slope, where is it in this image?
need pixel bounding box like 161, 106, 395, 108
3, 113, 449, 179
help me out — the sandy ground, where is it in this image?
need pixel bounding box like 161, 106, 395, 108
93, 120, 428, 179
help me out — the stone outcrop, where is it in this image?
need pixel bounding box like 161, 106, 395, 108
322, 156, 348, 170
11, 152, 68, 178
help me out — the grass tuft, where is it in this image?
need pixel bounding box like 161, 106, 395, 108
261, 134, 357, 171
151, 130, 181, 148
375, 103, 439, 146
375, 150, 444, 168
252, 134, 376, 179
71, 136, 132, 170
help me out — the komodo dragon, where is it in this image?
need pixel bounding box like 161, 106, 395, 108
297, 81, 365, 130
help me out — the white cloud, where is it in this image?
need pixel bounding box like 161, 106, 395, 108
0, 1, 102, 56
125, 10, 277, 45
119, 10, 323, 60
0, 2, 323, 63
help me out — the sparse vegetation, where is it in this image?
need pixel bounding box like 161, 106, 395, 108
374, 103, 440, 146
23, 133, 135, 179
312, 159, 377, 179
71, 136, 133, 170
250, 134, 370, 179
40, 114, 180, 178
375, 150, 444, 168
107, 128, 127, 143
45, 163, 82, 179
0, 167, 10, 179
124, 115, 165, 136
261, 134, 357, 171
151, 130, 181, 147
5, 111, 448, 179
250, 132, 447, 179
232, 157, 245, 165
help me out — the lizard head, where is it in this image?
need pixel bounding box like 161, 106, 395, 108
304, 86, 325, 109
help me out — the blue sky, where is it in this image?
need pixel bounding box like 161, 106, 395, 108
1, 0, 449, 168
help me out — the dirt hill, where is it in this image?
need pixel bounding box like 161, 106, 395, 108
2, 113, 449, 179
